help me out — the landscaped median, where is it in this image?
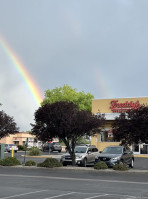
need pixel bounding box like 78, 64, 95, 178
0, 157, 62, 168
1, 156, 148, 173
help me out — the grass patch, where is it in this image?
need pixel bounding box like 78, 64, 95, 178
0, 157, 21, 166
17, 145, 26, 151
25, 160, 36, 166
94, 161, 108, 170
113, 163, 129, 171
28, 147, 41, 156
37, 158, 62, 168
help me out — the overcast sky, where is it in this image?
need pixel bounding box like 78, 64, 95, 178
0, 0, 148, 131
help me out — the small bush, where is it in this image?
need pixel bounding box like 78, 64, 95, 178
113, 163, 129, 171
94, 161, 108, 170
37, 158, 62, 168
28, 147, 41, 156
25, 160, 36, 166
17, 145, 26, 151
0, 157, 21, 166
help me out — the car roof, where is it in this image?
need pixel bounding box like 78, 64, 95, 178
75, 145, 97, 148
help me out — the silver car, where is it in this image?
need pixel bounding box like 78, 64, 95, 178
42, 142, 62, 152
5, 144, 18, 153
61, 145, 100, 167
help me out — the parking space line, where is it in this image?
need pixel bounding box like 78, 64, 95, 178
84, 194, 109, 199
43, 192, 75, 199
0, 190, 48, 199
0, 174, 148, 185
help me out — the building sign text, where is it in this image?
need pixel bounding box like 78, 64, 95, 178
110, 100, 141, 113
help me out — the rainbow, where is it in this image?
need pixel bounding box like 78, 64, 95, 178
0, 35, 43, 106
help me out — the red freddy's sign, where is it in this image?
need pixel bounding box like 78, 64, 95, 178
110, 100, 141, 113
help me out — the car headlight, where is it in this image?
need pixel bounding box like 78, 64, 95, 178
76, 155, 83, 158
112, 156, 120, 161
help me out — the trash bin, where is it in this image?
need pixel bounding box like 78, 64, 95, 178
0, 144, 5, 160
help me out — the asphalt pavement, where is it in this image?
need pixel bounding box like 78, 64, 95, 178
0, 167, 148, 198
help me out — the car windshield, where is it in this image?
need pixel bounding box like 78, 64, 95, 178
9, 144, 15, 146
102, 147, 122, 154
74, 147, 87, 153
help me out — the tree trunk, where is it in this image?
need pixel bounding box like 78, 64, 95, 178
62, 138, 76, 166
71, 140, 76, 166
71, 151, 76, 166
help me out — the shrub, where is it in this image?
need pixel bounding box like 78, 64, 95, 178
25, 160, 36, 166
17, 145, 26, 151
113, 163, 129, 171
94, 161, 108, 170
28, 147, 41, 156
0, 157, 21, 166
37, 158, 62, 168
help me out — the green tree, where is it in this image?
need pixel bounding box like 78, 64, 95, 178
31, 102, 105, 165
41, 85, 94, 112
112, 105, 148, 145
0, 110, 19, 139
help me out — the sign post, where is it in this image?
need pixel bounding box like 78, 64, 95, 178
23, 138, 28, 165
11, 148, 14, 157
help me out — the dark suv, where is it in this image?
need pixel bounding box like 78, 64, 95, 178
95, 146, 134, 168
61, 145, 100, 167
42, 142, 62, 152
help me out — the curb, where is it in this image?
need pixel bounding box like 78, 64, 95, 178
2, 165, 148, 173
21, 155, 52, 158
134, 155, 148, 158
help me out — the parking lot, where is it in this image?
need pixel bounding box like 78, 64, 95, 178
0, 166, 148, 199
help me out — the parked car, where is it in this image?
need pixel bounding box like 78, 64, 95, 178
42, 142, 62, 152
95, 146, 134, 168
5, 144, 18, 153
60, 145, 100, 167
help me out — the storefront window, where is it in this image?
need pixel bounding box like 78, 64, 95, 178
100, 130, 115, 142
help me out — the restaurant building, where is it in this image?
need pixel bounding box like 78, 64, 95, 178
91, 97, 148, 154
0, 132, 42, 148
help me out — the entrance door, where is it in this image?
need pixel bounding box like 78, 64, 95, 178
140, 144, 148, 154
132, 144, 140, 154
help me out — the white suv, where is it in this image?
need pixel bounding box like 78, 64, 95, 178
61, 145, 100, 167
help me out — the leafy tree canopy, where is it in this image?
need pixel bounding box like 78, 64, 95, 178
31, 101, 105, 165
112, 105, 148, 145
0, 110, 19, 139
41, 84, 94, 112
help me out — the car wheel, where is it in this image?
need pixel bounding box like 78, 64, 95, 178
15, 151, 17, 153
82, 158, 87, 167
62, 162, 67, 166
129, 159, 134, 168
58, 150, 61, 153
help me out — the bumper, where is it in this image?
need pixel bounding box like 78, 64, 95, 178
61, 158, 84, 166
